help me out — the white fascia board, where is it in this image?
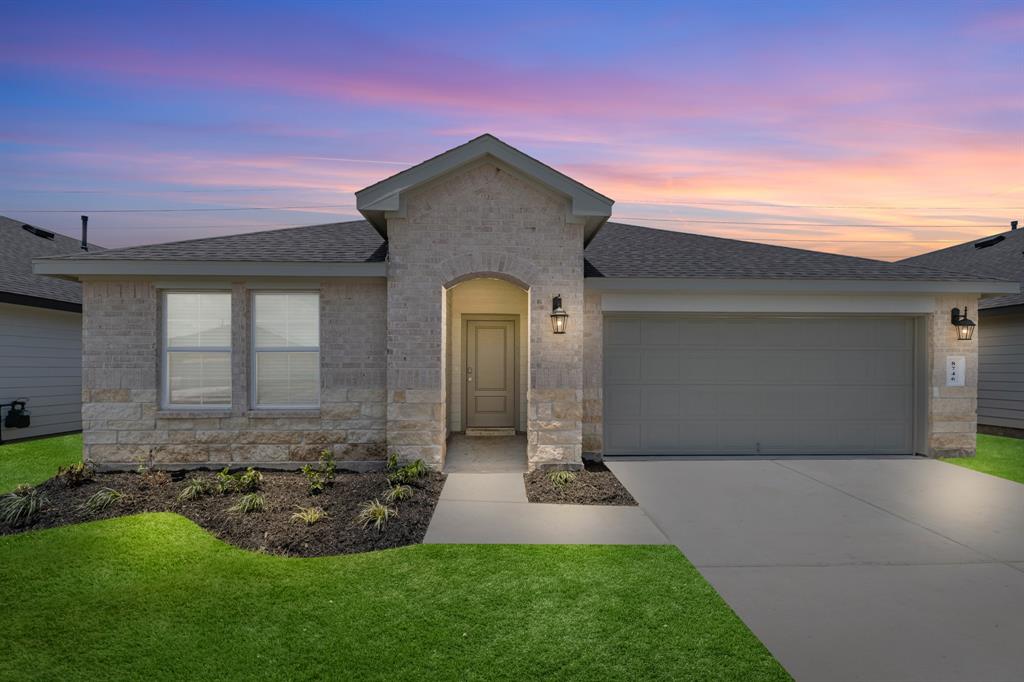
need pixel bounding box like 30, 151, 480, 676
33, 259, 387, 280
584, 277, 1020, 296
599, 292, 941, 314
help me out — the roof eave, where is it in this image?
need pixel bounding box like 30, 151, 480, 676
33, 258, 387, 280
584, 277, 1020, 296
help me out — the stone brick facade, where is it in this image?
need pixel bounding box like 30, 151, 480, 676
385, 160, 585, 470
925, 294, 980, 457
81, 278, 387, 469
582, 290, 603, 456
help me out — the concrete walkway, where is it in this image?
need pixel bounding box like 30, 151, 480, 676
444, 434, 527, 473
609, 458, 1024, 682
423, 472, 668, 544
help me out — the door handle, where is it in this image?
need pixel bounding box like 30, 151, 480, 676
467, 367, 473, 382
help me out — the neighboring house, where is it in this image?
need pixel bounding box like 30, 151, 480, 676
0, 215, 100, 442
34, 135, 1017, 470
902, 227, 1024, 434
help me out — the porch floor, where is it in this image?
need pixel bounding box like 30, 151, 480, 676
444, 434, 527, 473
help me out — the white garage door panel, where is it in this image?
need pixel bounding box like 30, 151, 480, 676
604, 316, 914, 456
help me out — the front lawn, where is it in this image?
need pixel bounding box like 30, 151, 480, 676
942, 433, 1024, 484
0, 434, 81, 493
0, 514, 789, 681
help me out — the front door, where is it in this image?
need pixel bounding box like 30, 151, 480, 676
465, 318, 516, 428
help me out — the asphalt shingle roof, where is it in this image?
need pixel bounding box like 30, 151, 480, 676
900, 228, 1024, 308
0, 215, 102, 306
41, 220, 387, 263
584, 222, 1000, 282
37, 218, 1006, 285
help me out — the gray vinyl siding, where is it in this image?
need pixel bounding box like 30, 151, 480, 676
978, 308, 1024, 429
0, 302, 82, 441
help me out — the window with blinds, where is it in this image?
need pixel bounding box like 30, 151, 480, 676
163, 292, 232, 407
252, 292, 320, 408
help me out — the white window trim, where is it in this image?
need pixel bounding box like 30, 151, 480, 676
250, 291, 321, 410
161, 290, 232, 410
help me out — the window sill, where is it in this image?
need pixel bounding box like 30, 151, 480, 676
246, 409, 321, 419
157, 409, 233, 419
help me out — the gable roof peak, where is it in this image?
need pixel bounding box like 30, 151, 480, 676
355, 135, 613, 244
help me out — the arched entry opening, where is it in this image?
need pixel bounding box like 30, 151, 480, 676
443, 275, 529, 471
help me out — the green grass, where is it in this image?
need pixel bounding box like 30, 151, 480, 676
0, 434, 82, 493
0, 514, 789, 681
942, 434, 1024, 484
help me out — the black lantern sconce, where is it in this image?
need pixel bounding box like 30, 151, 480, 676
951, 306, 976, 341
550, 295, 569, 334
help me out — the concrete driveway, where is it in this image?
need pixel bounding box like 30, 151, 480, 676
609, 458, 1024, 682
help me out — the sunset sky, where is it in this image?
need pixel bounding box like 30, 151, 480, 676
2, 1, 1021, 259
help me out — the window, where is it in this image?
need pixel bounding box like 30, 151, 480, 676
163, 292, 232, 407
253, 292, 320, 408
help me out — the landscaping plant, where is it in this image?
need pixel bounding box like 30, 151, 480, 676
133, 453, 171, 486
301, 450, 336, 494
0, 484, 46, 527
383, 484, 413, 503
55, 462, 94, 487
177, 477, 211, 502
217, 467, 263, 494
355, 499, 397, 531
83, 488, 123, 513
388, 459, 426, 485
548, 470, 577, 487
291, 506, 327, 526
229, 493, 266, 514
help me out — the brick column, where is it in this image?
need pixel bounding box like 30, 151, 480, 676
926, 294, 980, 457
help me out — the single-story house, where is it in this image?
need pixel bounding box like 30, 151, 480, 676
901, 226, 1024, 435
34, 135, 1018, 470
1, 215, 99, 442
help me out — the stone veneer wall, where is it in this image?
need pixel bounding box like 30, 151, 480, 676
385, 160, 585, 470
926, 293, 980, 457
582, 290, 603, 456
81, 278, 387, 469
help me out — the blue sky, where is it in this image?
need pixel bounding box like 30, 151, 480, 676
2, 0, 1021, 259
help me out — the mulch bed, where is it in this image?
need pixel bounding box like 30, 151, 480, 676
0, 468, 445, 557
524, 461, 637, 506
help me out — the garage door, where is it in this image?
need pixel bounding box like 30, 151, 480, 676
603, 316, 914, 456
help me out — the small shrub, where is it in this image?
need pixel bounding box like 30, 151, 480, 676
0, 484, 46, 527
83, 487, 123, 513
177, 477, 211, 502
133, 453, 174, 486
386, 452, 399, 472
56, 462, 94, 487
302, 451, 336, 495
388, 459, 426, 485
355, 499, 397, 531
216, 467, 263, 494
216, 468, 235, 494
237, 467, 263, 492
229, 492, 265, 514
548, 470, 577, 487
291, 506, 327, 526
383, 484, 413, 504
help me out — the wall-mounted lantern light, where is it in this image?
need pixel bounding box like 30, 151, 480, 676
550, 294, 569, 334
951, 306, 976, 341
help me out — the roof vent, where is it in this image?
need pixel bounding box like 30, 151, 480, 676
21, 224, 55, 240
1012, 220, 1019, 231
974, 235, 1005, 249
